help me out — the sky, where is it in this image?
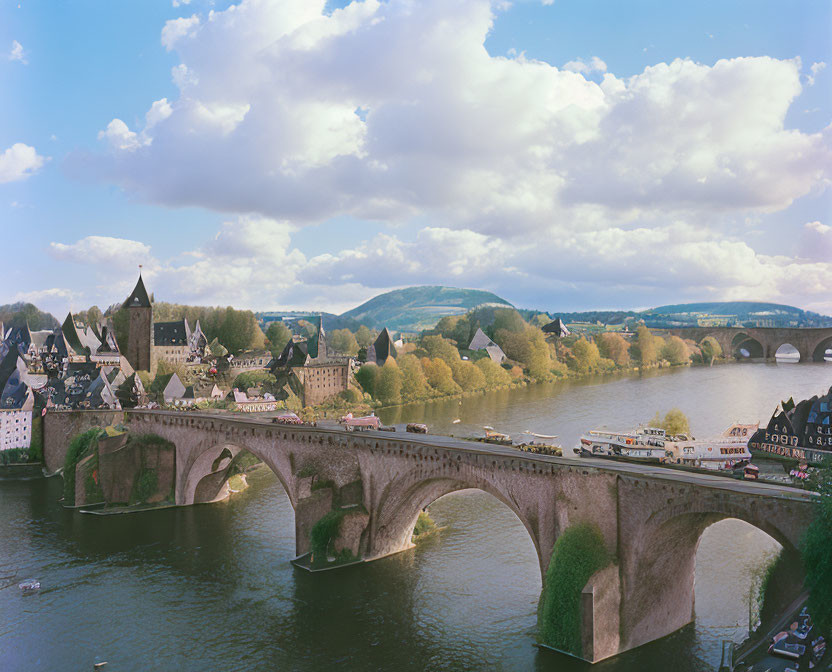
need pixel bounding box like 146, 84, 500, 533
1, 0, 830, 319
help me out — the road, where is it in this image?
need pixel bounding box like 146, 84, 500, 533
135, 410, 819, 503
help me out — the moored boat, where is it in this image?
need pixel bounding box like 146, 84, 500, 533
661, 423, 756, 471
575, 426, 666, 463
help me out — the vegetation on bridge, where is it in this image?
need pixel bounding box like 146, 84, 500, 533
802, 467, 832, 636
62, 428, 101, 504
537, 523, 612, 657
309, 509, 359, 568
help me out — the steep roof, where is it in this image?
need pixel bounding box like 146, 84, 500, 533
123, 275, 152, 309
61, 313, 89, 355
542, 318, 570, 337
469, 328, 495, 351
154, 319, 189, 346
368, 327, 397, 364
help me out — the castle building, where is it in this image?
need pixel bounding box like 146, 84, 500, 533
271, 317, 354, 406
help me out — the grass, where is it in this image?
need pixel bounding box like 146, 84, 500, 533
537, 523, 611, 657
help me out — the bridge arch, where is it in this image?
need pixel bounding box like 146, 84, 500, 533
620, 497, 803, 651
731, 332, 764, 359
812, 335, 832, 362
774, 343, 801, 362
369, 472, 545, 574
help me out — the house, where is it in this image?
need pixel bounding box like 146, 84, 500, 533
230, 388, 277, 412
0, 349, 34, 451
271, 316, 354, 406
468, 328, 507, 363
367, 328, 397, 365
542, 318, 571, 338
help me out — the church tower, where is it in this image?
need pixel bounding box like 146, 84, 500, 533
123, 273, 153, 372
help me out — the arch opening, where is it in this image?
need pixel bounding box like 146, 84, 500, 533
812, 336, 832, 363
774, 343, 801, 363
731, 333, 763, 360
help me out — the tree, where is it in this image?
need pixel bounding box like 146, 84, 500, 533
475, 358, 512, 387
491, 308, 526, 335
450, 359, 486, 392
649, 408, 691, 436
635, 326, 658, 365
568, 338, 602, 374
421, 357, 461, 395
355, 325, 375, 348
661, 336, 689, 366
375, 359, 403, 405
596, 332, 630, 367
398, 354, 429, 401
329, 328, 359, 356
355, 362, 380, 397
217, 307, 260, 353
233, 371, 277, 394
266, 321, 292, 355
421, 335, 460, 366
802, 468, 832, 636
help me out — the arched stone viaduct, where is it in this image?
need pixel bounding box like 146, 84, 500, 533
44, 410, 816, 663
665, 326, 832, 362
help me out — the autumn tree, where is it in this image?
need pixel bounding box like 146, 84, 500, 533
450, 359, 486, 392
635, 326, 658, 365
422, 357, 461, 395
699, 336, 723, 364
398, 354, 430, 401
421, 335, 460, 366
476, 358, 512, 387
596, 332, 630, 367
661, 336, 690, 366
375, 359, 403, 405
650, 408, 691, 436
355, 325, 375, 348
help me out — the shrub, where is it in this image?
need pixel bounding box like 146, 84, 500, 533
538, 523, 611, 656
309, 510, 346, 568
650, 408, 691, 436
63, 429, 101, 503
802, 468, 832, 636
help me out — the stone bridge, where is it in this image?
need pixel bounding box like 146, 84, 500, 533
664, 326, 832, 362
43, 409, 817, 663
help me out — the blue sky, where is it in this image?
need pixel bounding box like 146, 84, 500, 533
1, 0, 830, 318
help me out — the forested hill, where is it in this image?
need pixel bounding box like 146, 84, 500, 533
0, 302, 60, 330
340, 286, 513, 332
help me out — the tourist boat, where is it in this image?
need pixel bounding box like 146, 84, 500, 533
575, 427, 666, 463
661, 423, 756, 471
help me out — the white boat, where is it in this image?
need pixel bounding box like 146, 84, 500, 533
661, 423, 756, 471
575, 427, 667, 463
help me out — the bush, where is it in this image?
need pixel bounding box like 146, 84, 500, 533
375, 360, 403, 405
802, 468, 832, 636
538, 523, 611, 655
309, 510, 346, 568
412, 511, 436, 540
355, 362, 380, 397
476, 358, 512, 387
63, 429, 101, 503
650, 408, 691, 436
131, 468, 158, 505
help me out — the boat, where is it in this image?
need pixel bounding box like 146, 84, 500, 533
769, 639, 805, 660
406, 423, 428, 434
575, 427, 666, 463
517, 431, 562, 456
18, 579, 40, 595
661, 423, 755, 471
475, 427, 512, 446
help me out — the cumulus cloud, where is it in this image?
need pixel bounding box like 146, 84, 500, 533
64, 0, 832, 314
807, 61, 826, 86
8, 40, 26, 63
49, 236, 153, 268
562, 56, 607, 74
0, 143, 45, 183
800, 221, 832, 262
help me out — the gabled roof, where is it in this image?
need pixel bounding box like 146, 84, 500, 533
469, 328, 495, 351
154, 319, 189, 346
123, 275, 152, 309
62, 313, 90, 355
162, 372, 186, 400
542, 318, 570, 337
368, 327, 397, 364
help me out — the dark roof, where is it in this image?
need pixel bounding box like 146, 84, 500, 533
369, 328, 397, 364
154, 320, 188, 346
123, 275, 152, 309
542, 318, 570, 337
272, 339, 310, 370
62, 313, 89, 355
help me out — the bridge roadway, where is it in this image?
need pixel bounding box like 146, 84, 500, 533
163, 410, 816, 504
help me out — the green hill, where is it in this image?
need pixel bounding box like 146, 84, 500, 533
340, 286, 513, 332
651, 301, 805, 317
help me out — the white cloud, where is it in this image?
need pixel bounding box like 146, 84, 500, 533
800, 221, 832, 262
145, 98, 173, 128
161, 14, 200, 51
172, 0, 192, 6
8, 40, 26, 63
807, 61, 826, 86
97, 119, 143, 151
49, 236, 153, 268
563, 56, 607, 74
0, 143, 45, 183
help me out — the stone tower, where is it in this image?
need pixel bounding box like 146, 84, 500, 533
123, 274, 153, 372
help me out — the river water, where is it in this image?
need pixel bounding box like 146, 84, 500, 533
1, 363, 830, 671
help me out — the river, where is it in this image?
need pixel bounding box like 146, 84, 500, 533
1, 363, 830, 671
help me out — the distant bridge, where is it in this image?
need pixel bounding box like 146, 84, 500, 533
664, 326, 832, 362
43, 410, 817, 663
